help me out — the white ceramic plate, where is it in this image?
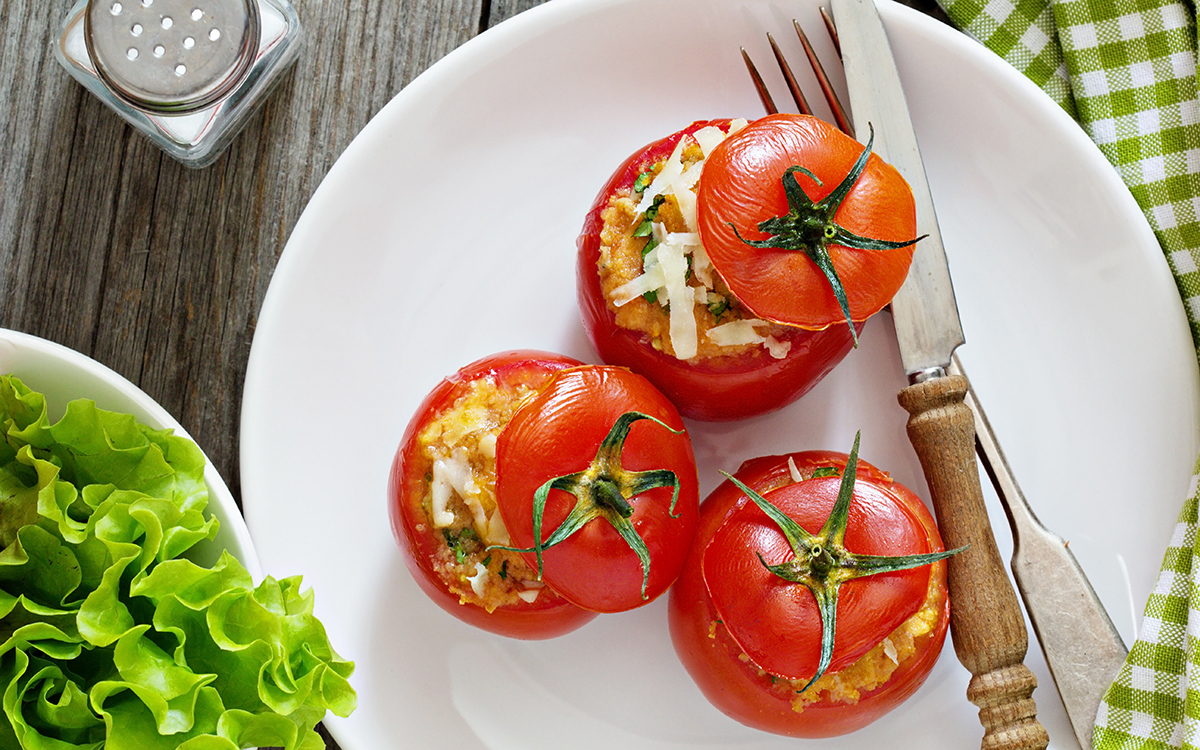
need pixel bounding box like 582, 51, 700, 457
239, 0, 1200, 748
0, 328, 261, 577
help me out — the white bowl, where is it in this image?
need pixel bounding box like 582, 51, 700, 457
0, 327, 261, 577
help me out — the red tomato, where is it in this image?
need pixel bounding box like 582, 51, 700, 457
668, 448, 950, 737
698, 114, 918, 330
389, 351, 598, 639
577, 119, 860, 422
496, 364, 699, 612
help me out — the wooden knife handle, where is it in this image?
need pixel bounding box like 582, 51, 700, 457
898, 375, 1049, 750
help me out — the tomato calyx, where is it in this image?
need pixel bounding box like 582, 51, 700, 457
722, 432, 962, 692
493, 410, 684, 600
729, 125, 925, 344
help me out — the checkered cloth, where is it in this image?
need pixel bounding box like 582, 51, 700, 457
933, 0, 1200, 747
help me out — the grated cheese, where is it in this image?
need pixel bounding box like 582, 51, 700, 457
429, 449, 475, 528
883, 637, 899, 665
693, 125, 727, 156
635, 135, 688, 216
658, 237, 697, 359
477, 433, 497, 460
674, 162, 704, 232
764, 335, 792, 359
692, 243, 715, 288
466, 562, 489, 597
787, 457, 803, 483
486, 510, 511, 547
706, 319, 792, 360
611, 258, 666, 305
617, 119, 787, 360
707, 319, 769, 346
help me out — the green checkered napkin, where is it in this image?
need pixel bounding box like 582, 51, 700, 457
934, 0, 1200, 747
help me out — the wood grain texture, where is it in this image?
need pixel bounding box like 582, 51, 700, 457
0, 0, 489, 495
898, 376, 1049, 750
0, 1, 949, 748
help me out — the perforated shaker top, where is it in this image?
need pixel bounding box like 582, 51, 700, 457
85, 0, 260, 113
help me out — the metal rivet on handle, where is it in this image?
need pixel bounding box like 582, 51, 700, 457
84, 0, 259, 113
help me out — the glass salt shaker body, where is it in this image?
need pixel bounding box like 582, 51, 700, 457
54, 0, 302, 168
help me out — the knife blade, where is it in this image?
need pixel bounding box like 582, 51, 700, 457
829, 0, 1050, 747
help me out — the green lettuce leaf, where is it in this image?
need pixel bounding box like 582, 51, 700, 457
0, 375, 355, 750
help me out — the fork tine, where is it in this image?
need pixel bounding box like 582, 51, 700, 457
820, 7, 841, 58
767, 33, 815, 116
792, 18, 855, 137
741, 47, 779, 115
743, 13, 855, 137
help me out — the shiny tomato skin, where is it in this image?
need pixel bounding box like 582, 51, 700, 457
577, 120, 859, 422
668, 451, 949, 737
697, 114, 917, 329
496, 365, 699, 612
389, 350, 598, 640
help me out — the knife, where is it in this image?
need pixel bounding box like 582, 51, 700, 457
830, 0, 1051, 747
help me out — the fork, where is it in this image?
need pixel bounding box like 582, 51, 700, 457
741, 15, 1123, 750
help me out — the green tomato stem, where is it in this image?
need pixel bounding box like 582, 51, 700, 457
489, 411, 684, 601
722, 431, 963, 692
730, 125, 926, 344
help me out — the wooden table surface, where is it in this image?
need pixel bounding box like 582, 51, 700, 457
0, 0, 942, 746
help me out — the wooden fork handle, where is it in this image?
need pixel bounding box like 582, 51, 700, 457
898, 375, 1050, 750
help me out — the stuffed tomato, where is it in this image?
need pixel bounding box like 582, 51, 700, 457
389, 350, 700, 639
668, 436, 953, 736
577, 114, 918, 421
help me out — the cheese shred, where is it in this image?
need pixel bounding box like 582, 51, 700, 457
605, 118, 793, 362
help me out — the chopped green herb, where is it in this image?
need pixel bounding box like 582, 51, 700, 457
642, 230, 662, 303
482, 554, 492, 567
632, 194, 666, 238
812, 466, 841, 478
634, 171, 652, 193
707, 295, 730, 320
499, 560, 509, 580
443, 527, 480, 564
645, 194, 665, 220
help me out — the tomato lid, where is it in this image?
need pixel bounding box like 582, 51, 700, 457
701, 470, 938, 681
696, 114, 918, 333
495, 365, 698, 613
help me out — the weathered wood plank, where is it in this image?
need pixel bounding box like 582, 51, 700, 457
488, 0, 548, 26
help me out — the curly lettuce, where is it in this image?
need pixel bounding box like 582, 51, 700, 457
0, 375, 355, 750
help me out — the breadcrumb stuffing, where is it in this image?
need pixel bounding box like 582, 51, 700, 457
596, 131, 793, 361
415, 376, 546, 611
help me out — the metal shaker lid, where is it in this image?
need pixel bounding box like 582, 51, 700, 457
85, 0, 260, 114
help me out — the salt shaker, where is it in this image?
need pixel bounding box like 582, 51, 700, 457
54, 0, 302, 168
